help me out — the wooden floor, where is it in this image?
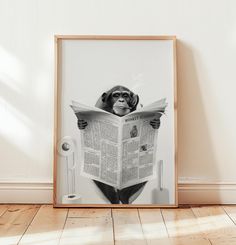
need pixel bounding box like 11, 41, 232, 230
1, 205, 236, 244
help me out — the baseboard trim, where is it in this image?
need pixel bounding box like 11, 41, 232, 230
178, 181, 236, 204
0, 181, 53, 204
1, 180, 236, 204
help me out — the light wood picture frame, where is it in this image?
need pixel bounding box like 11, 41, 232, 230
54, 35, 177, 207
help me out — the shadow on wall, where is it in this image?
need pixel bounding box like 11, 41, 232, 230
0, 75, 36, 178
177, 40, 220, 183
0, 46, 53, 180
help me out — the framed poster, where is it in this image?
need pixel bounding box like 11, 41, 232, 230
54, 35, 177, 207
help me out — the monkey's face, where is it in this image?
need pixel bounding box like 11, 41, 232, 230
111, 90, 132, 116
100, 86, 139, 117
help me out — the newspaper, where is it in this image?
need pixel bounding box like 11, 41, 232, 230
71, 99, 167, 189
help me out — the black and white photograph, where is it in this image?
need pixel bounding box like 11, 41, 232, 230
54, 36, 177, 207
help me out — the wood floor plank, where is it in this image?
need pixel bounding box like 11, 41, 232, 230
0, 205, 39, 245
59, 216, 114, 245
191, 206, 236, 239
147, 237, 211, 245
0, 205, 9, 217
223, 205, 236, 224
209, 237, 236, 245
139, 208, 211, 244
18, 205, 68, 245
209, 206, 236, 245
112, 209, 145, 245
161, 207, 204, 239
138, 208, 168, 244
68, 208, 111, 218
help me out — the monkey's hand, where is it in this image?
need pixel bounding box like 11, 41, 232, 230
150, 118, 161, 129
77, 119, 88, 130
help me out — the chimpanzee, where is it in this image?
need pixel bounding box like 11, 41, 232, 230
77, 85, 160, 204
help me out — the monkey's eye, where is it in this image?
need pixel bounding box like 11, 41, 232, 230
113, 92, 120, 98
122, 92, 130, 99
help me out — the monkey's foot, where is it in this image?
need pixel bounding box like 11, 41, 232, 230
118, 182, 147, 204
93, 180, 120, 204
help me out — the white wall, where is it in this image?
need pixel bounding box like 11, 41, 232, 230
0, 0, 236, 203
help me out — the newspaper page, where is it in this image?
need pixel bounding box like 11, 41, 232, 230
71, 101, 123, 188
71, 99, 167, 189
120, 99, 167, 189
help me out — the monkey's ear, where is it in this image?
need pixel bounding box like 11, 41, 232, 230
131, 94, 139, 109
101, 92, 107, 102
